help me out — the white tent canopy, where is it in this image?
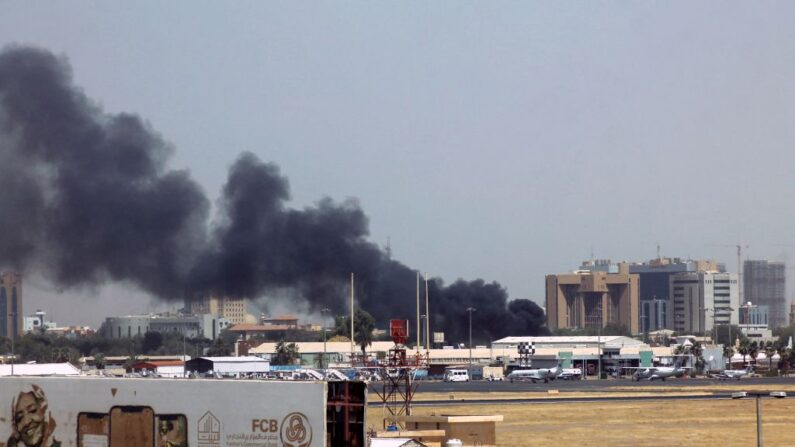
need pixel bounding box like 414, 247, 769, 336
0, 363, 81, 376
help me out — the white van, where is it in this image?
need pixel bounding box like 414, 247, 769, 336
444, 369, 470, 382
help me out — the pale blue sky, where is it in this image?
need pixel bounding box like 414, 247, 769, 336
2, 2, 795, 326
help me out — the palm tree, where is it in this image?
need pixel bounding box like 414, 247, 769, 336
274, 341, 300, 365
764, 342, 776, 373
353, 310, 376, 357
94, 352, 106, 370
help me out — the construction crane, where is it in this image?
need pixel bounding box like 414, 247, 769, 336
705, 243, 748, 303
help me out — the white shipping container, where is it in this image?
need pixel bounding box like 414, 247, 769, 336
0, 376, 366, 447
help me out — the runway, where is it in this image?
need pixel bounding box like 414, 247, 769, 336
410, 375, 795, 393
366, 376, 795, 407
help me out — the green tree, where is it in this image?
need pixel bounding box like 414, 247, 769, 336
715, 325, 746, 348
334, 309, 376, 356
142, 331, 163, 354
124, 354, 139, 371
205, 330, 239, 357
94, 352, 106, 370
273, 341, 300, 365
674, 340, 705, 374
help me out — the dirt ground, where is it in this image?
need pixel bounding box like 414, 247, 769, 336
371, 385, 795, 446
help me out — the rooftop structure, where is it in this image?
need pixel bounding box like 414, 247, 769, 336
491, 335, 645, 349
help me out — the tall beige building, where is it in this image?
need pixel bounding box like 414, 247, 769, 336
187, 292, 247, 325
546, 264, 639, 333
0, 271, 23, 340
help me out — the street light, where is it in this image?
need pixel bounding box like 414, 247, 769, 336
731, 391, 787, 447
320, 308, 330, 371
466, 307, 476, 364
420, 315, 427, 351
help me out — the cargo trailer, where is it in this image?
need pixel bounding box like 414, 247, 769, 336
0, 376, 365, 447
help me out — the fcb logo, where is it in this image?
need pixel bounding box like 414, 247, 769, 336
280, 412, 312, 447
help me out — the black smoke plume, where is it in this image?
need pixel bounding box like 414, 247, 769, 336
0, 45, 547, 342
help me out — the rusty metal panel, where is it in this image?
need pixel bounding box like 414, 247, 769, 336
110, 406, 154, 447
79, 412, 109, 447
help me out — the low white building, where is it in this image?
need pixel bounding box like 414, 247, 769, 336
128, 360, 186, 378
184, 356, 270, 376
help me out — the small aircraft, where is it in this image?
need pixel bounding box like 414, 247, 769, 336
623, 356, 694, 381
715, 365, 753, 380
623, 354, 694, 381
507, 361, 564, 383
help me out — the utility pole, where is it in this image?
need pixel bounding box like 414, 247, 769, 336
424, 272, 430, 351
350, 273, 355, 362
416, 272, 420, 352
466, 307, 476, 364
182, 328, 186, 378
321, 308, 330, 370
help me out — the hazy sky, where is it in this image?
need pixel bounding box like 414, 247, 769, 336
2, 2, 795, 326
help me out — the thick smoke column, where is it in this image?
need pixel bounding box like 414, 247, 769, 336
0, 45, 547, 342
0, 45, 208, 298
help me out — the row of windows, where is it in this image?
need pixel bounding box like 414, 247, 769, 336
78, 408, 186, 447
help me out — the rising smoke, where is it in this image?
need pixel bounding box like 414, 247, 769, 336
0, 45, 547, 342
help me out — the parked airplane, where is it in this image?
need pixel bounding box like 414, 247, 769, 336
624, 363, 691, 381
507, 361, 564, 383
716, 365, 753, 380
558, 368, 582, 380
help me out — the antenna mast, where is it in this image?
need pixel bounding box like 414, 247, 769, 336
350, 272, 355, 359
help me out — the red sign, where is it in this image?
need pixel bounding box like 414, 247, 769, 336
390, 319, 409, 345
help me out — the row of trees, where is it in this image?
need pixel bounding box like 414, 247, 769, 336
0, 329, 240, 367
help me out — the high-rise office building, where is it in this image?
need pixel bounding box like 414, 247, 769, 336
743, 260, 786, 328
669, 272, 739, 333
628, 258, 722, 332
0, 271, 23, 340
546, 263, 640, 333
579, 258, 722, 332
790, 303, 795, 327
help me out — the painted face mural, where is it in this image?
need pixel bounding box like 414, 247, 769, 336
8, 386, 59, 447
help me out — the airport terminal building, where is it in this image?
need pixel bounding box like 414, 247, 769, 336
244, 336, 687, 376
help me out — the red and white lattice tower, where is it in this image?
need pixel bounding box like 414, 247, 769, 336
372, 319, 428, 428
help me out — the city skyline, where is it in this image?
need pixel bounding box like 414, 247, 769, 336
2, 3, 795, 327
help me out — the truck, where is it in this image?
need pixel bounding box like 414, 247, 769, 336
0, 376, 366, 447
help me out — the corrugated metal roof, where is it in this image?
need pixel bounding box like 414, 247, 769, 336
198, 356, 269, 363
492, 336, 641, 344
249, 341, 395, 354
131, 360, 185, 368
